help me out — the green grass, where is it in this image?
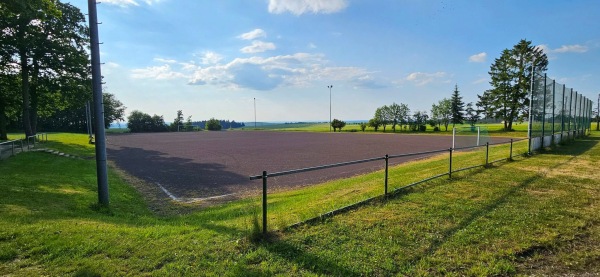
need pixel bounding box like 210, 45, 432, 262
1, 132, 599, 276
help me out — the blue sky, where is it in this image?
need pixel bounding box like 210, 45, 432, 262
68, 0, 600, 122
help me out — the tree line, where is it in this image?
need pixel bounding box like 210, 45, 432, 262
126, 109, 245, 132
359, 39, 547, 133
0, 0, 126, 140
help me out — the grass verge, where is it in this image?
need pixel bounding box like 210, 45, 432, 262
1, 132, 599, 276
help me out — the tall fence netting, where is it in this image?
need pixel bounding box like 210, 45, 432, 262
529, 72, 593, 151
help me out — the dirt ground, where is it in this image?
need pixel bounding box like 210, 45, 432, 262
106, 131, 511, 201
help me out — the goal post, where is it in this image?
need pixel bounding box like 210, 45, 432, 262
452, 126, 489, 149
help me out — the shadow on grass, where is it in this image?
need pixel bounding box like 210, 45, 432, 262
405, 135, 598, 269
261, 236, 362, 276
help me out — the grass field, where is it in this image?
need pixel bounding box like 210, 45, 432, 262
1, 132, 599, 276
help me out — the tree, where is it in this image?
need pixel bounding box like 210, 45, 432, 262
1, 1, 90, 136
206, 118, 222, 131
127, 110, 167, 132
331, 119, 346, 132
431, 98, 452, 131
368, 118, 381, 132
102, 93, 126, 129
375, 106, 390, 132
476, 91, 495, 120
185, 116, 193, 131
171, 110, 184, 131
465, 102, 480, 126
0, 73, 21, 140
411, 111, 429, 131
388, 102, 410, 132
359, 122, 367, 132
486, 39, 548, 131
450, 84, 465, 128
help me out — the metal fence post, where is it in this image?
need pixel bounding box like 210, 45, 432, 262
551, 79, 556, 144
448, 148, 453, 179
509, 139, 513, 161
262, 171, 268, 235
541, 74, 547, 148
384, 154, 389, 196
485, 142, 489, 167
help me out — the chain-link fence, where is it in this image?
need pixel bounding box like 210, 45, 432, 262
529, 72, 593, 152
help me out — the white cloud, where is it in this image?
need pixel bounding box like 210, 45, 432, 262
538, 44, 589, 54
102, 0, 162, 7
238, 29, 266, 40
268, 0, 348, 15
469, 52, 487, 63
187, 52, 381, 90
131, 64, 187, 80
153, 58, 177, 64
553, 44, 588, 53
240, 41, 276, 54
308, 43, 317, 49
405, 72, 447, 86
200, 51, 224, 65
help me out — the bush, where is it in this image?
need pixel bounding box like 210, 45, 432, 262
331, 119, 346, 132
433, 126, 440, 132
206, 118, 222, 131
419, 125, 427, 132
360, 123, 367, 132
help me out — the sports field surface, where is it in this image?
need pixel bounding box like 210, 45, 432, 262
106, 131, 512, 201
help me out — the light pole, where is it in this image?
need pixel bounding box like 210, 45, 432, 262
254, 97, 257, 129
328, 85, 333, 132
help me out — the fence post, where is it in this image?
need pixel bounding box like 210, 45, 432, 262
509, 139, 513, 161
384, 154, 389, 196
448, 148, 453, 179
485, 142, 489, 167
12, 141, 15, 156
541, 74, 547, 148
262, 171, 268, 235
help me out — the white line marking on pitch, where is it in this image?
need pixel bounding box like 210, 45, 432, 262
156, 182, 235, 203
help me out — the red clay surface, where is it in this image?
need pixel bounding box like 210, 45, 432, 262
106, 131, 511, 200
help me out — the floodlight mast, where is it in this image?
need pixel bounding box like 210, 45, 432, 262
328, 85, 333, 132
88, 0, 109, 205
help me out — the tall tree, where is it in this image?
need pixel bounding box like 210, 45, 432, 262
374, 106, 390, 132
388, 102, 410, 132
450, 84, 465, 127
464, 102, 480, 126
431, 98, 452, 131
1, 0, 89, 136
476, 91, 495, 120
486, 39, 548, 131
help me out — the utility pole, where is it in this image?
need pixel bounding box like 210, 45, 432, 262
254, 98, 257, 129
328, 85, 333, 132
88, 0, 109, 206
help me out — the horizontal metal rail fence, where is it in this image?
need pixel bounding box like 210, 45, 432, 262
0, 139, 23, 158
250, 137, 529, 235
0, 133, 47, 159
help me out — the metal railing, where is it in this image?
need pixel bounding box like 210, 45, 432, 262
250, 138, 528, 235
0, 133, 48, 159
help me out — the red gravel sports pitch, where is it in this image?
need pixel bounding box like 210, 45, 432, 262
106, 131, 507, 201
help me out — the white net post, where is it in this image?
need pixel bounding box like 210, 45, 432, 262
477, 126, 480, 146
452, 127, 456, 149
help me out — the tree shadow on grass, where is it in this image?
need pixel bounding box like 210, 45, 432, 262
405, 136, 598, 269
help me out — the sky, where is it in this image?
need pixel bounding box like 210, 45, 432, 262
67, 0, 600, 123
